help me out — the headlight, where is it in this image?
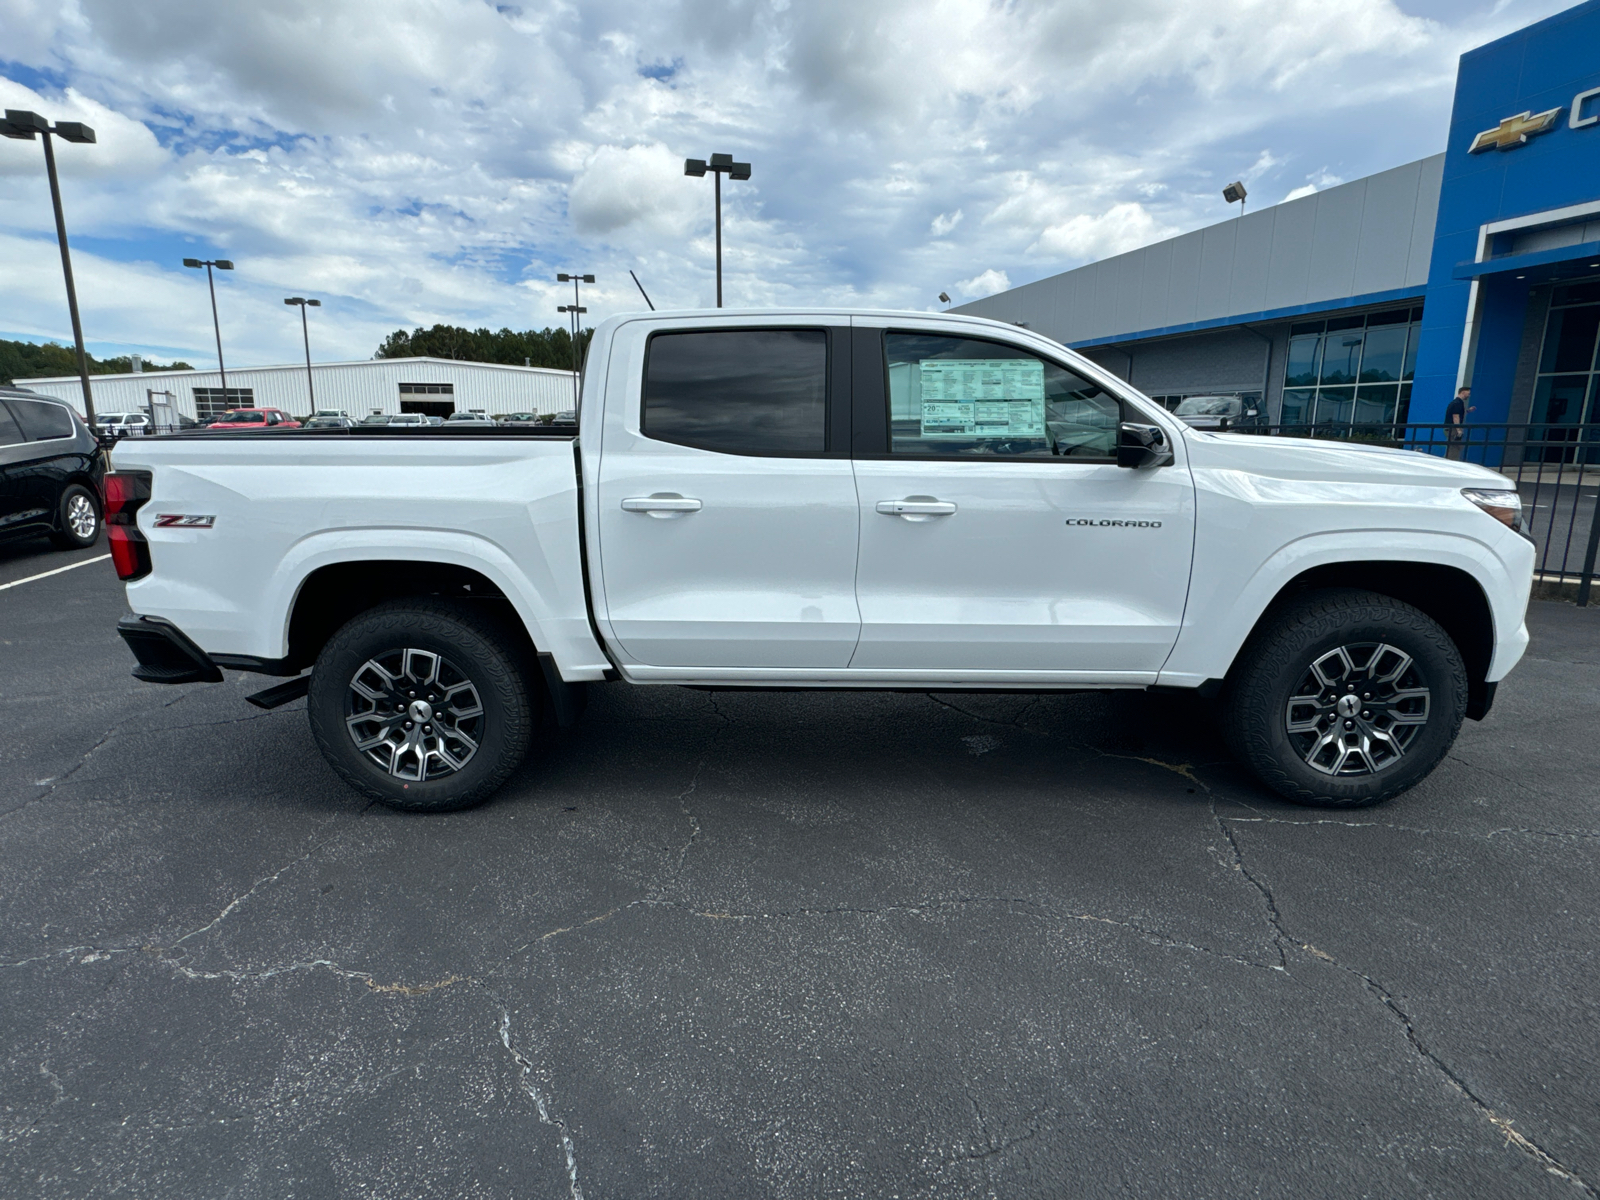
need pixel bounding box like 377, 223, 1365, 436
1461, 487, 1523, 531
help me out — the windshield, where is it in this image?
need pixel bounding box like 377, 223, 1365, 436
216, 410, 265, 424
1174, 396, 1241, 417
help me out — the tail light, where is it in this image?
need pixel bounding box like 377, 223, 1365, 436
105, 471, 153, 580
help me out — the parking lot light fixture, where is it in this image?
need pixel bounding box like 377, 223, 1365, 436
284, 297, 321, 412
2, 109, 99, 424
183, 257, 235, 405
684, 152, 751, 307
556, 272, 595, 409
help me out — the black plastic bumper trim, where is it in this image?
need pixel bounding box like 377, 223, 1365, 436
117, 615, 224, 685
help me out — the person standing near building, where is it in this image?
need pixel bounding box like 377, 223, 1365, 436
1445, 386, 1474, 459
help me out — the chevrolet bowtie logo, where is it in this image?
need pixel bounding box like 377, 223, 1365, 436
1470, 107, 1563, 153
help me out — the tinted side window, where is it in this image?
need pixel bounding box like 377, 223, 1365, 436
885, 333, 1119, 459
0, 403, 24, 447
10, 398, 75, 440
644, 329, 827, 456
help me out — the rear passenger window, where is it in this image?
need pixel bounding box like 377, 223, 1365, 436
0, 404, 24, 447
885, 333, 1120, 459
9, 398, 74, 440
644, 329, 827, 456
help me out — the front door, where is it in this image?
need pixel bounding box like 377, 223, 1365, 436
595, 324, 860, 669
849, 325, 1195, 678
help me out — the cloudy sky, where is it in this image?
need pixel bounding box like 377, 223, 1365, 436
0, 0, 1581, 371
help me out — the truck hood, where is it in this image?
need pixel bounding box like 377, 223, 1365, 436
1181, 429, 1512, 489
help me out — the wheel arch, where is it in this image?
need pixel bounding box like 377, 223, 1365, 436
1228, 561, 1495, 719
285, 560, 536, 673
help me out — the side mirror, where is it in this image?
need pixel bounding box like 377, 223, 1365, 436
1117, 422, 1174, 469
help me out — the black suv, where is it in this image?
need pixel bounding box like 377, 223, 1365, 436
0, 388, 104, 552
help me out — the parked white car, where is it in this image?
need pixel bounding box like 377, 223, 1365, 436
95, 412, 152, 437
108, 308, 1534, 813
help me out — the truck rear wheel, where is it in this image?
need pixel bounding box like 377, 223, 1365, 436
1222, 589, 1467, 808
307, 600, 535, 812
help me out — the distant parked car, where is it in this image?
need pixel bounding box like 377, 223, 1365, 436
311, 408, 350, 419
503, 411, 541, 424
95, 412, 153, 438
426, 415, 445, 426
305, 415, 355, 429
552, 410, 577, 425
1172, 395, 1264, 432
0, 388, 104, 551
445, 411, 495, 425
358, 414, 391, 426
385, 413, 429, 427
203, 408, 302, 431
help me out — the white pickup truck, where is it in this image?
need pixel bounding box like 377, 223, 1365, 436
108, 309, 1534, 813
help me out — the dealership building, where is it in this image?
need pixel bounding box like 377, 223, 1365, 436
956, 0, 1600, 437
17, 357, 579, 424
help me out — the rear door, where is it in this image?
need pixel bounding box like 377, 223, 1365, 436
848, 321, 1196, 678
594, 321, 860, 669
0, 402, 31, 535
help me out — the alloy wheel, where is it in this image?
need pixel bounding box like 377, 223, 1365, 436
1284, 642, 1431, 776
66, 492, 97, 539
345, 648, 485, 781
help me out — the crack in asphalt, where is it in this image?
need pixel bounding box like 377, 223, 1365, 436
0, 686, 289, 821
1213, 799, 1594, 1194
1222, 813, 1600, 842
928, 694, 1042, 731
673, 694, 732, 871
496, 1003, 585, 1200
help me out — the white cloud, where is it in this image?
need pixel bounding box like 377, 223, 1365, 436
930, 210, 963, 237
1284, 167, 1347, 203
957, 269, 1010, 301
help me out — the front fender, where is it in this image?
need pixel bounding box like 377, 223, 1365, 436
1157, 527, 1534, 689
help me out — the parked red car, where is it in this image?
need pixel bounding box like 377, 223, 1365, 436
203, 408, 301, 430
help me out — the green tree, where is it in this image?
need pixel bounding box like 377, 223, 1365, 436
0, 338, 193, 387
375, 324, 593, 370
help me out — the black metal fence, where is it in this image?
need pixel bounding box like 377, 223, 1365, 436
1231, 421, 1600, 606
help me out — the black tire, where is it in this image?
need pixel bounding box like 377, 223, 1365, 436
1222, 588, 1467, 808
50, 483, 100, 550
307, 600, 536, 813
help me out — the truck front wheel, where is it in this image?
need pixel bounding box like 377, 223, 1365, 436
1223, 589, 1467, 808
307, 600, 535, 812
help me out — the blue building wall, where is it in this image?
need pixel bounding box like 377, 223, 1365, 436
1412, 0, 1600, 424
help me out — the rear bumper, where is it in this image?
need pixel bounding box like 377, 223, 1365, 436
116, 615, 223, 684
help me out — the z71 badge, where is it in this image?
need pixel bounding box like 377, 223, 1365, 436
153, 514, 216, 528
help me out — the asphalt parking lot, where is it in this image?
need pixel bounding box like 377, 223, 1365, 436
2, 537, 1599, 1199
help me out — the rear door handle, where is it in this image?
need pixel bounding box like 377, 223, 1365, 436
876, 499, 957, 518
621, 494, 702, 518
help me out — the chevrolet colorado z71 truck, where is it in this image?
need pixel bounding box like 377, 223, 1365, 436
108, 309, 1534, 813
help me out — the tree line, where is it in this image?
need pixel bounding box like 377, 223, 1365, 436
1, 338, 193, 387
375, 324, 592, 370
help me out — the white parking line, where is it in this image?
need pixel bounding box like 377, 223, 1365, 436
0, 553, 113, 592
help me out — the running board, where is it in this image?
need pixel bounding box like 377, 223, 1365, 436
245, 675, 311, 710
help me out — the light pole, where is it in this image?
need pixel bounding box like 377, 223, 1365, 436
183, 257, 234, 406
683, 153, 751, 307
2, 109, 99, 425
556, 271, 593, 410
283, 297, 321, 413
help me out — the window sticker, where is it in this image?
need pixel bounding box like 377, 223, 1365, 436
917, 359, 1045, 439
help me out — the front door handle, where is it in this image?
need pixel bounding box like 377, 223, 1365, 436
876, 498, 957, 520
621, 494, 703, 518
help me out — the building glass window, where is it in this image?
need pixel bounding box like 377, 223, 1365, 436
193, 387, 254, 421
1529, 283, 1600, 462
1279, 306, 1421, 434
